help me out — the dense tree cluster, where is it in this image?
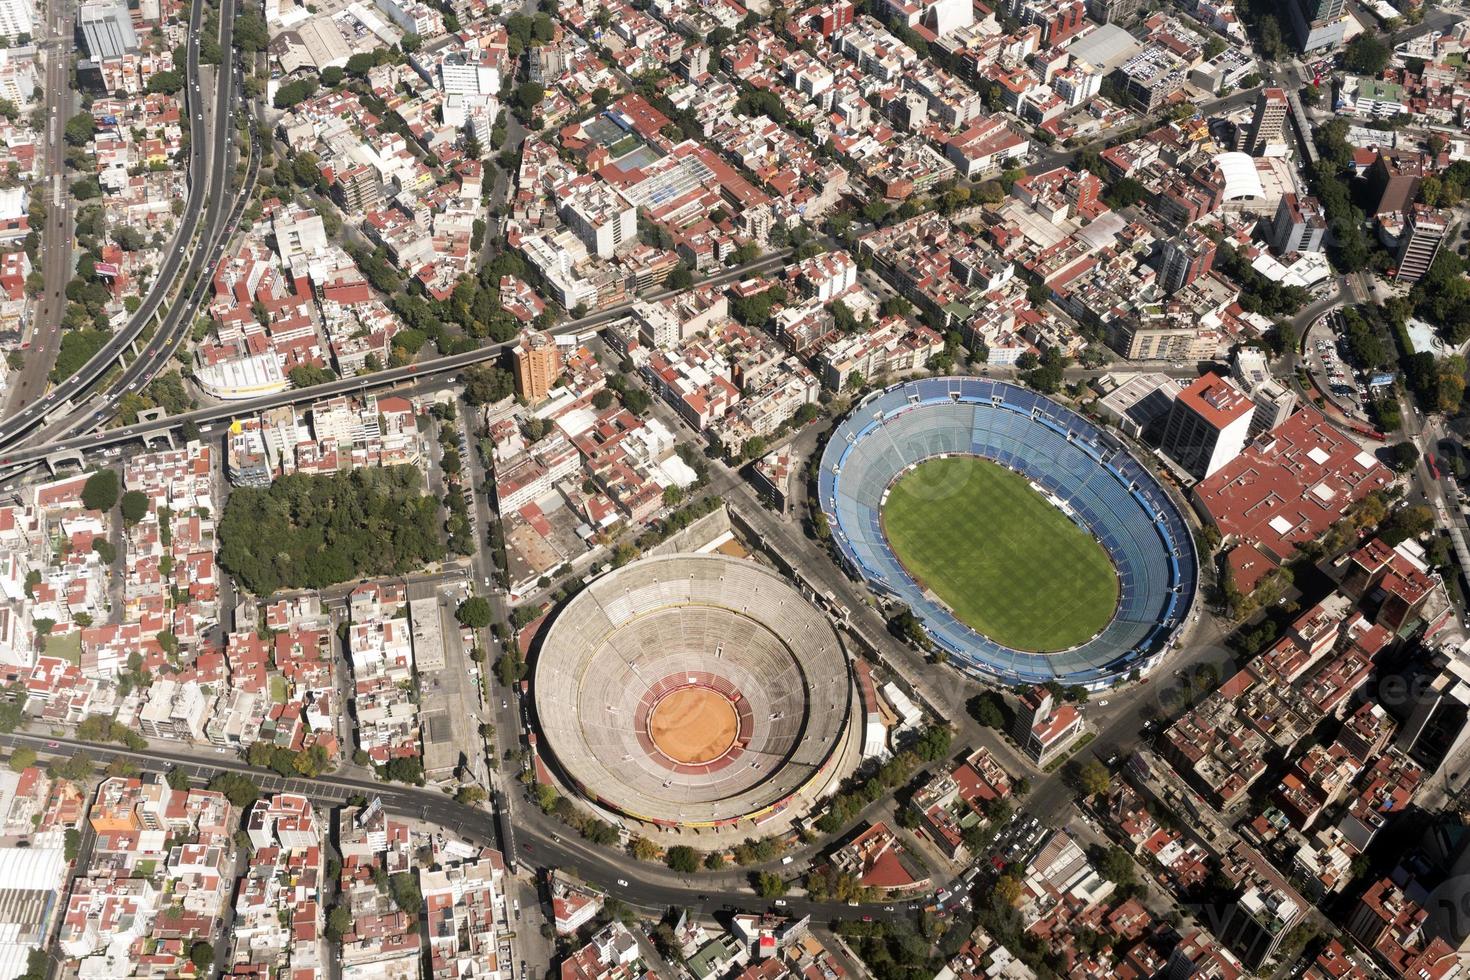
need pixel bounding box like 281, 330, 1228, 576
729, 286, 789, 327
76, 715, 147, 750
51, 329, 109, 383
206, 772, 260, 809
833, 920, 935, 980
1310, 121, 1372, 272
815, 727, 950, 834
1412, 251, 1470, 346
1405, 352, 1466, 412
1019, 346, 1067, 394
1214, 244, 1309, 318
273, 76, 320, 110
806, 867, 872, 903
1340, 306, 1391, 370
246, 741, 332, 777
218, 468, 445, 595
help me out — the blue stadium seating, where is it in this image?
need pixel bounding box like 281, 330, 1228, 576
818, 378, 1199, 689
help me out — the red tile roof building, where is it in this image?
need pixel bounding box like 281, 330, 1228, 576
1194, 406, 1393, 567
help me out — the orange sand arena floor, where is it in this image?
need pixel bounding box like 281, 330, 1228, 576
648, 687, 738, 764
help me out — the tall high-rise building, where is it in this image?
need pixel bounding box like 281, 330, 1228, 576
1394, 205, 1450, 283
77, 1, 137, 59
1236, 88, 1288, 156
513, 330, 562, 404
1270, 194, 1327, 255
1156, 226, 1217, 293
1287, 0, 1346, 52
1159, 373, 1255, 481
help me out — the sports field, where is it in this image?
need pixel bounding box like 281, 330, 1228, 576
882, 456, 1119, 652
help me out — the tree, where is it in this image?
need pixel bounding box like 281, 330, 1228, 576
64, 827, 81, 862
456, 596, 493, 629
515, 82, 545, 116
455, 785, 488, 804
630, 836, 661, 861
389, 872, 423, 915
189, 942, 214, 971
165, 767, 191, 791
82, 469, 119, 512
704, 852, 727, 870
1093, 844, 1137, 885
971, 692, 1006, 729
666, 845, 700, 873
7, 746, 35, 772
120, 490, 149, 525
754, 871, 788, 898
64, 113, 95, 146
1069, 759, 1111, 797
1344, 34, 1390, 75
993, 874, 1023, 906
326, 904, 353, 940
207, 772, 260, 809
1389, 441, 1420, 473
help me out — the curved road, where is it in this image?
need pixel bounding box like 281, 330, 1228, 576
0, 247, 795, 478
0, 728, 913, 924
38, 47, 252, 448
0, 0, 225, 449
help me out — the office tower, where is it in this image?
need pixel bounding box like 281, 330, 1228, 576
1237, 87, 1288, 155
513, 330, 562, 403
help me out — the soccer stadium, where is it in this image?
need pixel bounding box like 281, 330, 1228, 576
819, 377, 1198, 689
532, 553, 860, 829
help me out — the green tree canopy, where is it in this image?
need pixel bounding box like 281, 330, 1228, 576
82, 470, 119, 512
455, 596, 493, 629
120, 490, 149, 525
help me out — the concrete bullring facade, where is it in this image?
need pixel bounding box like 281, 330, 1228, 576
531, 553, 859, 829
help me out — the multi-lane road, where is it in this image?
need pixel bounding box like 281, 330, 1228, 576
0, 247, 796, 481
0, 728, 917, 924
11, 0, 74, 414
0, 0, 238, 453
33, 25, 253, 449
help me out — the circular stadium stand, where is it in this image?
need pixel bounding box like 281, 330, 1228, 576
532, 553, 855, 827
819, 377, 1198, 690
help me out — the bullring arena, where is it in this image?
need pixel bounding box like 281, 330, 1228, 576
532, 553, 861, 830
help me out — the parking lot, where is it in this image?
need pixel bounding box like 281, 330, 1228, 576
1305, 311, 1379, 424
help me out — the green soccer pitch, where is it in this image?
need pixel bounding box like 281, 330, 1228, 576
881, 456, 1120, 653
